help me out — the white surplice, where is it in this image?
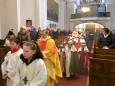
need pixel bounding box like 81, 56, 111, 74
1, 48, 23, 86
64, 44, 71, 77
13, 58, 47, 86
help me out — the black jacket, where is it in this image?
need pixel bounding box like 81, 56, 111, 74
98, 32, 115, 49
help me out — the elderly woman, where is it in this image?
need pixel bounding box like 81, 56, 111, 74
98, 28, 115, 49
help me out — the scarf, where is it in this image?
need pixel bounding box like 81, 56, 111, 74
11, 46, 21, 53
104, 32, 110, 38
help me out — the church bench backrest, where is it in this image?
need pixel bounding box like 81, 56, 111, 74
0, 46, 10, 58
0, 47, 10, 64
0, 48, 8, 86
0, 39, 5, 45
0, 48, 4, 63
90, 58, 115, 75
93, 54, 115, 60
89, 58, 115, 86
0, 45, 10, 48
93, 48, 115, 55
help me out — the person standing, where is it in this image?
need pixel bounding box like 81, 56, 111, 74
1, 37, 23, 86
69, 44, 79, 79
64, 41, 72, 80
13, 41, 47, 86
78, 43, 89, 76
37, 30, 62, 86
29, 26, 38, 41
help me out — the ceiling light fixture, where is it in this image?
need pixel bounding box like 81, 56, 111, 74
81, 7, 90, 12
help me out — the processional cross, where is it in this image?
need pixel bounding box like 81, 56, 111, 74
23, 76, 28, 84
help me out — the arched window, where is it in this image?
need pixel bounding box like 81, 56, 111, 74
100, 0, 107, 4
76, 0, 107, 4
75, 22, 104, 33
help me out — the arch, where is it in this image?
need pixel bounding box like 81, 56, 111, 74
74, 22, 105, 33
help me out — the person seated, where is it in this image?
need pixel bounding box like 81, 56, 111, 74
98, 28, 115, 49
17, 26, 31, 46
4, 35, 15, 47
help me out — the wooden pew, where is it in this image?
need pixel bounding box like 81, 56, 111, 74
93, 54, 115, 60
0, 39, 5, 45
0, 47, 10, 86
89, 58, 115, 86
93, 48, 115, 55
89, 48, 115, 86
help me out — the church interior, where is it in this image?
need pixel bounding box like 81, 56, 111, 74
1, 0, 115, 86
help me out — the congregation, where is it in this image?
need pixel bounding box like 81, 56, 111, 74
1, 25, 115, 86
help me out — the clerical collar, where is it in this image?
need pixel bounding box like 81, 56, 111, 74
42, 38, 47, 41
20, 54, 39, 66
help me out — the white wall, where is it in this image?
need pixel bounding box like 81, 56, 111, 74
17, 0, 21, 31
59, 0, 66, 30
66, 2, 76, 30
0, 0, 6, 39
20, 0, 36, 28
0, 18, 1, 39
106, 0, 115, 30
5, 0, 18, 36
0, 0, 2, 39
35, 0, 40, 29
0, 0, 18, 39
39, 0, 47, 29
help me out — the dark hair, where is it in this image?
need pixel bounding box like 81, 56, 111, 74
9, 37, 20, 45
7, 30, 14, 35
102, 28, 110, 34
23, 41, 43, 59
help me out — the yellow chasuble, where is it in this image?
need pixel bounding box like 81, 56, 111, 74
37, 36, 62, 86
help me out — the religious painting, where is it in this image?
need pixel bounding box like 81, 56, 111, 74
26, 20, 32, 27
47, 0, 59, 22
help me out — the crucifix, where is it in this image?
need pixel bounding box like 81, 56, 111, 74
23, 76, 28, 84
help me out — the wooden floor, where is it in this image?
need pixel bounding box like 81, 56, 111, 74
56, 76, 88, 86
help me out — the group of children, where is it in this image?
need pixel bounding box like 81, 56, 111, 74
1, 37, 47, 86
58, 31, 90, 80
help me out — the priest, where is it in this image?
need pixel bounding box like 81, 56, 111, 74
37, 29, 62, 86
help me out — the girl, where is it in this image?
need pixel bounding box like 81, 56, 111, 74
78, 43, 89, 76
64, 41, 72, 80
1, 37, 23, 86
13, 41, 47, 86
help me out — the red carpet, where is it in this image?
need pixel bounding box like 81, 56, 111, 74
56, 76, 87, 86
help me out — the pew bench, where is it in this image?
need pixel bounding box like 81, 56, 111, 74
0, 47, 10, 86
89, 48, 115, 86
89, 58, 115, 86
0, 39, 5, 45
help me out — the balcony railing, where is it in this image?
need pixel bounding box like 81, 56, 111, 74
71, 12, 110, 19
